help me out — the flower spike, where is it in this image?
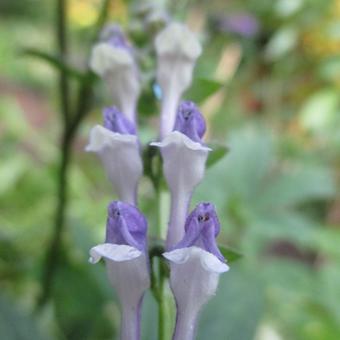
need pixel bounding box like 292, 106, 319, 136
89, 201, 150, 340
164, 203, 229, 340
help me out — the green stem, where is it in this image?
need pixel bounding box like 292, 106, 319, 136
56, 0, 70, 126
36, 0, 70, 308
156, 187, 171, 340
37, 132, 72, 307
37, 0, 111, 309
158, 262, 166, 340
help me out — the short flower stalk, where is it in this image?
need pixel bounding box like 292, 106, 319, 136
86, 21, 233, 340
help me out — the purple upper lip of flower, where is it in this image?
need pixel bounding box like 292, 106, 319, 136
173, 202, 225, 262
105, 201, 148, 251
173, 101, 206, 143
103, 106, 136, 135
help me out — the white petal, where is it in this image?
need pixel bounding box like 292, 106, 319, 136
155, 24, 202, 137
86, 125, 142, 204
90, 43, 134, 77
151, 131, 211, 151
89, 243, 142, 264
156, 58, 197, 137
164, 246, 228, 340
104, 249, 150, 313
85, 125, 137, 152
155, 22, 202, 60
90, 243, 150, 340
89, 43, 140, 123
150, 132, 210, 193
151, 132, 210, 247
163, 246, 229, 273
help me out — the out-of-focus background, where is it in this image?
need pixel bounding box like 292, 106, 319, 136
0, 0, 339, 339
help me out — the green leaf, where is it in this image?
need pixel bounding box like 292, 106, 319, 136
219, 245, 242, 263
20, 48, 86, 81
138, 86, 158, 117
264, 26, 298, 61
256, 166, 335, 210
206, 143, 229, 168
141, 292, 158, 340
185, 78, 223, 103
0, 156, 28, 196
299, 88, 339, 131
0, 295, 49, 340
54, 262, 116, 339
198, 267, 264, 340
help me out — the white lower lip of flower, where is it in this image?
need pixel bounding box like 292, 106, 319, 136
90, 243, 150, 340
90, 43, 140, 123
151, 132, 211, 248
163, 246, 229, 340
86, 125, 143, 205
89, 243, 142, 263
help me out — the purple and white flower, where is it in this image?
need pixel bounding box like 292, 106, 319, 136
155, 23, 202, 138
86, 107, 142, 205
90, 25, 140, 123
163, 203, 229, 340
151, 101, 210, 248
89, 201, 150, 340
215, 13, 259, 38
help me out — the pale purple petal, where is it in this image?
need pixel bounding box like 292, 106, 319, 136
103, 106, 136, 135
173, 101, 206, 143
217, 13, 260, 38
105, 201, 147, 252
174, 202, 224, 262
100, 24, 132, 51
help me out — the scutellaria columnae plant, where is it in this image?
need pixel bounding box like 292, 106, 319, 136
87, 22, 230, 340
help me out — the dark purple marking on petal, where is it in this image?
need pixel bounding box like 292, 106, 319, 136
103, 106, 136, 135
105, 201, 147, 251
173, 202, 225, 262
173, 101, 206, 143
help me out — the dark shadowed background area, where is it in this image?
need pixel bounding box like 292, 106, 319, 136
0, 0, 339, 339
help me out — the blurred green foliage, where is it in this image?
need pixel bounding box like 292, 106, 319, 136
0, 0, 339, 339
